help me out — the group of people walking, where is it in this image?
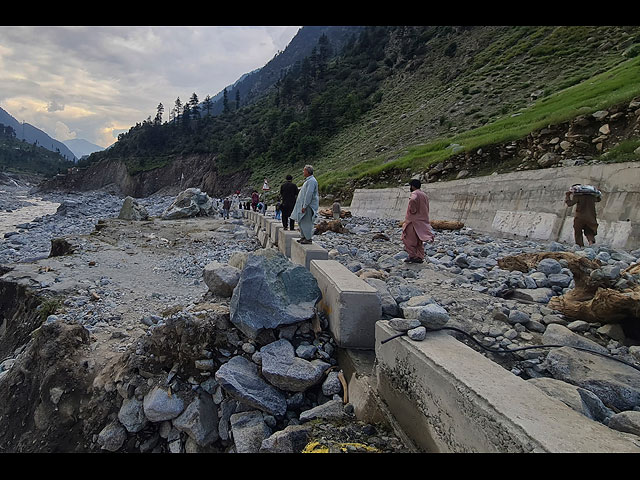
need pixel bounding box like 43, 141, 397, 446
218, 167, 600, 263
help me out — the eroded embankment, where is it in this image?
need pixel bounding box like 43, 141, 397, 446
0, 216, 409, 453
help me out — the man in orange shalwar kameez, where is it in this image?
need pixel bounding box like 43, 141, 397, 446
402, 179, 434, 264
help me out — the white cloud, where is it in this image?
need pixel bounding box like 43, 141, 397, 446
0, 26, 300, 148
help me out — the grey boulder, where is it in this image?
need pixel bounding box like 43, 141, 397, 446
142, 386, 186, 422
118, 196, 149, 221
229, 249, 322, 343
260, 339, 331, 392
542, 346, 640, 411
230, 411, 272, 453
203, 261, 241, 297
173, 393, 219, 446
161, 188, 215, 220
214, 355, 287, 417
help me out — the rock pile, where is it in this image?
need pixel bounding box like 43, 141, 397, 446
85, 248, 407, 453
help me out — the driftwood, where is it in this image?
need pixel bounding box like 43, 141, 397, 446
319, 208, 351, 218
314, 219, 349, 235
431, 220, 464, 231
397, 220, 464, 230
498, 251, 640, 326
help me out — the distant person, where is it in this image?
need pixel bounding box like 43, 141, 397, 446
292, 165, 319, 245
280, 174, 299, 231
332, 199, 342, 220
402, 179, 434, 263
261, 198, 267, 215
222, 197, 231, 219
275, 199, 282, 220
565, 184, 601, 247
251, 190, 259, 211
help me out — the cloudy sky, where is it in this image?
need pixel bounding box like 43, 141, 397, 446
0, 26, 301, 148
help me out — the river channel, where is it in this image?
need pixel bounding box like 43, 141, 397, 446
0, 190, 60, 237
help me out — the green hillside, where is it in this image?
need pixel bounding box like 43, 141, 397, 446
0, 126, 75, 176
85, 26, 640, 200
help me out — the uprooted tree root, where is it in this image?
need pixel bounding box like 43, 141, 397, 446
498, 252, 640, 328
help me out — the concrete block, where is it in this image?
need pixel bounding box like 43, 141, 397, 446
310, 259, 381, 350
290, 240, 329, 270
257, 229, 271, 248
375, 321, 640, 453
270, 221, 283, 246
278, 229, 300, 257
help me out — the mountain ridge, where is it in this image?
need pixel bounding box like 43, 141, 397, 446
0, 106, 77, 162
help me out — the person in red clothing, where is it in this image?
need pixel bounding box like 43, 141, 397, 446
402, 179, 434, 263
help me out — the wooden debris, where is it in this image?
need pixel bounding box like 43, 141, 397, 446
398, 220, 464, 230
319, 209, 351, 218
314, 219, 348, 235
498, 251, 640, 327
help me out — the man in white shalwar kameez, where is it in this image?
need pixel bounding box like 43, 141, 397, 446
291, 165, 319, 244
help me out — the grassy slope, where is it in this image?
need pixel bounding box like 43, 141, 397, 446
305, 26, 640, 196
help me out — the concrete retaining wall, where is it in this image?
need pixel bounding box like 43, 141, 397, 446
375, 322, 640, 453
350, 162, 640, 249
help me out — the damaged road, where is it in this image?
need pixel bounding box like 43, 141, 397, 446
0, 215, 410, 453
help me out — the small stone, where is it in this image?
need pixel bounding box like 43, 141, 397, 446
407, 326, 427, 341
508, 310, 530, 325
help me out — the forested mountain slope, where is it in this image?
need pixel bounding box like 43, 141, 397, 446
47, 26, 640, 201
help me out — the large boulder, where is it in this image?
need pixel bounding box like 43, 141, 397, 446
527, 377, 613, 423
161, 188, 216, 220
542, 346, 640, 411
229, 249, 322, 343
214, 356, 287, 417
142, 386, 186, 422
260, 339, 331, 392
203, 261, 241, 297
230, 411, 272, 453
118, 196, 149, 221
260, 424, 312, 453
172, 393, 219, 447
542, 324, 609, 355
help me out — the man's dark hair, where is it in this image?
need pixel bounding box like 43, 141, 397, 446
409, 179, 421, 189
286, 175, 292, 180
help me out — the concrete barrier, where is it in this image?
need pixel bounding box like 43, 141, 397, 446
270, 221, 282, 247
278, 229, 300, 257
290, 240, 329, 270
375, 321, 640, 453
311, 259, 381, 350
350, 162, 640, 249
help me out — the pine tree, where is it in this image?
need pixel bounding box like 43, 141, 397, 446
203, 95, 213, 116
155, 103, 164, 125
235, 89, 241, 110
190, 93, 200, 118
223, 88, 229, 115
174, 97, 183, 125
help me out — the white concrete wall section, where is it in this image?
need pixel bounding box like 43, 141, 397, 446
311, 260, 382, 350
350, 162, 640, 249
375, 322, 640, 453
290, 241, 329, 270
